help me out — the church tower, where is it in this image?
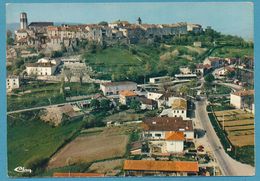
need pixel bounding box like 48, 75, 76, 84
20, 12, 28, 30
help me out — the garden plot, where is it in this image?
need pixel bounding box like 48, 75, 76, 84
214, 109, 254, 147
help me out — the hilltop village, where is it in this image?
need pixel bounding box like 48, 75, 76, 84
7, 12, 254, 177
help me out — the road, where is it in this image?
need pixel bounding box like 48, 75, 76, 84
195, 99, 255, 176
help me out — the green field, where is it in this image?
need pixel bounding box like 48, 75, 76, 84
7, 82, 99, 111
85, 47, 144, 72
210, 46, 253, 58
7, 111, 84, 177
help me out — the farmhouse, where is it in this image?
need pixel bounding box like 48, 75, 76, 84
142, 117, 193, 153
6, 75, 20, 91
119, 90, 138, 105
100, 81, 137, 96
26, 57, 60, 76
230, 90, 254, 111
142, 117, 194, 140
123, 160, 199, 176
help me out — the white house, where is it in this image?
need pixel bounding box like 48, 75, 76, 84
6, 75, 20, 91
100, 81, 137, 96
230, 90, 254, 110
26, 58, 61, 76
142, 117, 194, 153
171, 98, 188, 119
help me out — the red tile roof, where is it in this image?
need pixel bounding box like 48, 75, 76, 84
124, 160, 199, 172
101, 81, 137, 87
231, 90, 254, 97
142, 117, 193, 132
53, 172, 105, 177
165, 131, 185, 141
119, 90, 137, 97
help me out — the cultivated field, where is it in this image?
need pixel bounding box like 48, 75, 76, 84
88, 159, 124, 174
215, 109, 254, 147
47, 125, 140, 169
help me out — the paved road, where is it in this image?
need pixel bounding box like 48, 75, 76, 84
195, 99, 255, 176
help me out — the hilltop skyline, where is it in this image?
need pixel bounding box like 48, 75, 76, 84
6, 2, 253, 40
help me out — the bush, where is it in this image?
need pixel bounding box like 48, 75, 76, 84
24, 156, 49, 176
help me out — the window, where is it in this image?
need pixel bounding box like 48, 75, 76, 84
155, 134, 161, 137
182, 110, 184, 113
177, 110, 179, 113
145, 134, 152, 137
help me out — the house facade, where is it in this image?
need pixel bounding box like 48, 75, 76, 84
26, 58, 60, 76
6, 75, 20, 91
230, 90, 254, 110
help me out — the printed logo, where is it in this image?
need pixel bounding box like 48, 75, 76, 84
14, 166, 32, 173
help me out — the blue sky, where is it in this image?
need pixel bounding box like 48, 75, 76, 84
6, 2, 253, 40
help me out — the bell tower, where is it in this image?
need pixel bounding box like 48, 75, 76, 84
20, 12, 28, 30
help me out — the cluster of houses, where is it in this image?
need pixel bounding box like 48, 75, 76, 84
99, 79, 199, 176
100, 80, 194, 146
14, 12, 203, 51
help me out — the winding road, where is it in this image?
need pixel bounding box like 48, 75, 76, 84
195, 98, 255, 176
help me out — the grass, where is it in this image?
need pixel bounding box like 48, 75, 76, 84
7, 82, 99, 111
210, 46, 253, 58
7, 111, 84, 177
85, 47, 143, 73
235, 146, 255, 166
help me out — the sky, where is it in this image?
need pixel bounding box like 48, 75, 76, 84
6, 2, 254, 40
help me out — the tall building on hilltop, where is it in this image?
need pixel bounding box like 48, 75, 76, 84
20, 12, 28, 29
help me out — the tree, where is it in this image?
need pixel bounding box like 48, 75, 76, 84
78, 70, 85, 85
60, 73, 65, 95
226, 71, 235, 79
179, 85, 189, 95
98, 21, 108, 26
204, 74, 215, 84
24, 156, 49, 176
189, 63, 197, 73
51, 51, 63, 58
130, 100, 141, 112
90, 99, 100, 110
64, 67, 72, 83
100, 99, 111, 110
